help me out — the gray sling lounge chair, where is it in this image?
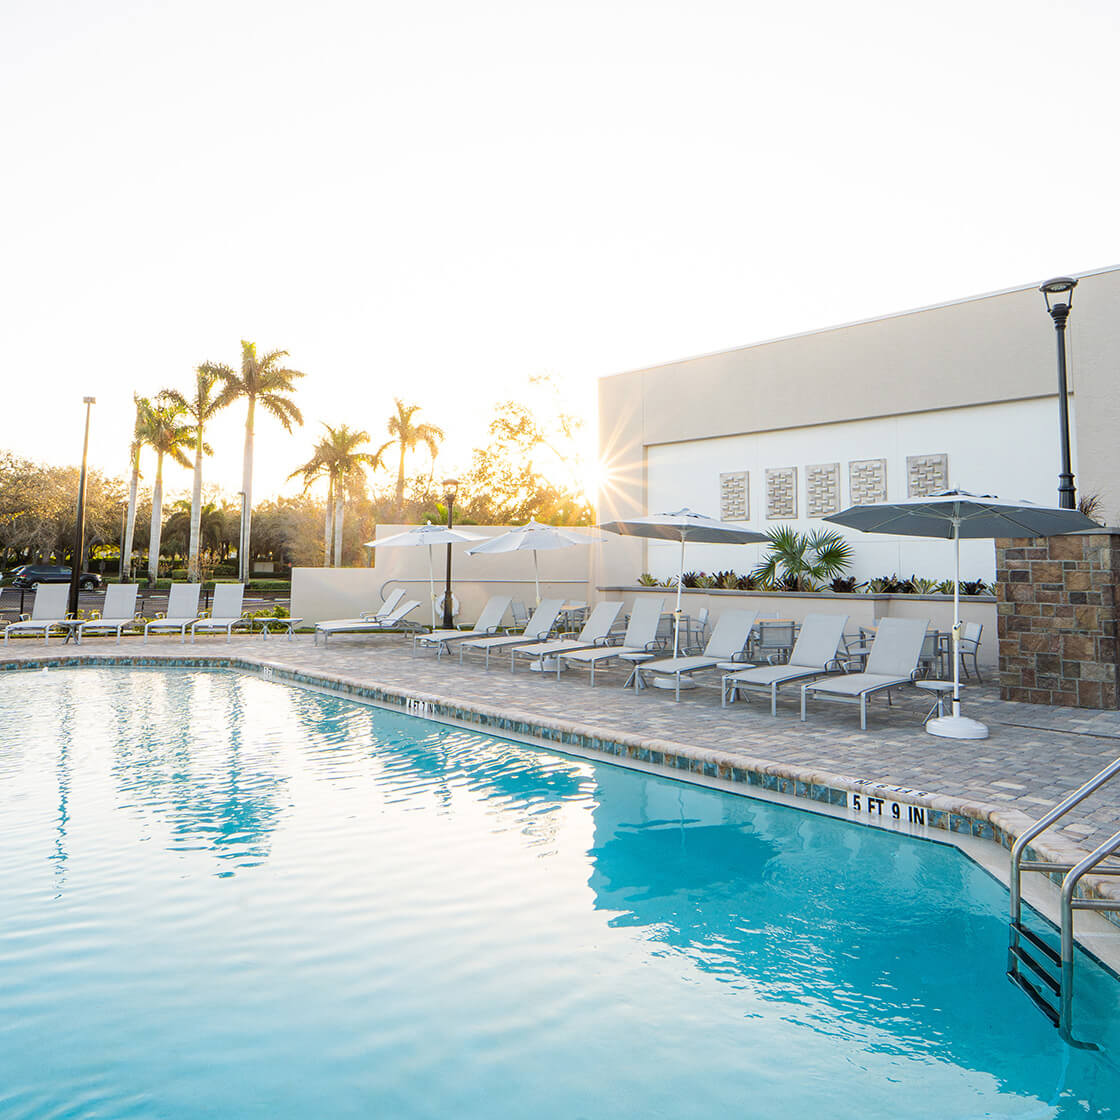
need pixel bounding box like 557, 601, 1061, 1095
360, 587, 405, 621
510, 601, 623, 673
800, 617, 929, 730
411, 595, 512, 659
558, 597, 665, 686
457, 599, 565, 668
2, 583, 70, 644
143, 584, 202, 643
191, 584, 252, 642
722, 613, 849, 714
74, 583, 140, 644
634, 609, 758, 701
314, 598, 422, 646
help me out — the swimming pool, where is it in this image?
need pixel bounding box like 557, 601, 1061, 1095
1, 667, 1118, 1118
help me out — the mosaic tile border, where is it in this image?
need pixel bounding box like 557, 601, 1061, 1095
3, 651, 1117, 927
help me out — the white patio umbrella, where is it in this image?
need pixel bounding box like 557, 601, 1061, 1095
597, 509, 767, 657
364, 523, 486, 628
825, 489, 1095, 740
465, 521, 607, 605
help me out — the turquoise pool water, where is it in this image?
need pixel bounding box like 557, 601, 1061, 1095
1, 668, 1119, 1118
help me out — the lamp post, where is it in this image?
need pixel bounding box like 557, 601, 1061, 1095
442, 478, 460, 629
1039, 276, 1079, 510
67, 397, 96, 619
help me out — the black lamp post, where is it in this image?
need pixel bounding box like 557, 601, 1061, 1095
442, 477, 459, 629
67, 397, 96, 619
1039, 276, 1079, 510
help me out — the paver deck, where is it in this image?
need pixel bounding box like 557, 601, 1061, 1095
4, 632, 1120, 855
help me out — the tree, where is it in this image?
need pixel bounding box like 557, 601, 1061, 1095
145, 395, 194, 582
751, 526, 853, 591
290, 424, 382, 565
164, 365, 230, 581
121, 395, 155, 579
206, 340, 304, 580
289, 436, 335, 567
377, 399, 444, 514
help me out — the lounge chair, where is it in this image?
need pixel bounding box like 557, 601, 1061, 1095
359, 586, 405, 621
558, 597, 665, 686
634, 609, 758, 701
510, 601, 623, 674
314, 598, 422, 646
74, 583, 140, 644
457, 599, 565, 668
191, 584, 252, 642
143, 583, 203, 643
3, 583, 71, 644
722, 613, 849, 714
800, 617, 929, 730
411, 595, 512, 659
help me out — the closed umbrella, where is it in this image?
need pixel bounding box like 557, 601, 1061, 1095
825, 489, 1095, 740
598, 509, 767, 657
466, 521, 606, 606
364, 523, 486, 628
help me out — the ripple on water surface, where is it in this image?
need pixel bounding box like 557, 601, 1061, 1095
0, 667, 1119, 1119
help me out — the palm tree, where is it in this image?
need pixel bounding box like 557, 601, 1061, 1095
205, 341, 304, 581
163, 366, 229, 581
290, 424, 382, 566
751, 526, 853, 591
378, 399, 444, 514
145, 395, 195, 583
121, 394, 155, 580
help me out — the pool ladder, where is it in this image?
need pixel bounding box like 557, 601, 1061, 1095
1007, 755, 1120, 1045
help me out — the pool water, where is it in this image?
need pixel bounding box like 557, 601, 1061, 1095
1, 668, 1119, 1119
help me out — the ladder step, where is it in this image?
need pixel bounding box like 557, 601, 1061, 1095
1009, 943, 1061, 995
1007, 969, 1060, 1027
1011, 921, 1061, 966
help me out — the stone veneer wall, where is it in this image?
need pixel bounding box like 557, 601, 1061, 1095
996, 530, 1120, 709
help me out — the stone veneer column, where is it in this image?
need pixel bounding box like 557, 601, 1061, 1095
996, 530, 1120, 709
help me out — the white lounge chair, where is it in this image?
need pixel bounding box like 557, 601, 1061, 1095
359, 587, 405, 621
800, 617, 929, 730
412, 595, 512, 659
722, 613, 849, 714
635, 609, 758, 701
74, 583, 140, 644
558, 598, 665, 686
510, 601, 624, 674
313, 598, 422, 646
457, 599, 565, 668
191, 584, 252, 642
143, 584, 202, 643
2, 583, 71, 644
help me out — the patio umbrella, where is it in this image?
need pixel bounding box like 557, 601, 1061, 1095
824, 489, 1095, 740
597, 509, 767, 657
465, 521, 607, 606
364, 523, 486, 628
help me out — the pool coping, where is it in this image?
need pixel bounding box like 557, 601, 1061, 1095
5, 648, 1119, 930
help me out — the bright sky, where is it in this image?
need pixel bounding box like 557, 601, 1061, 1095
3, 0, 1118, 505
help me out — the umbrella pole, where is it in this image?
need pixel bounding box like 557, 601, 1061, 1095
428, 545, 437, 629
952, 523, 961, 718
534, 550, 541, 607
673, 537, 684, 658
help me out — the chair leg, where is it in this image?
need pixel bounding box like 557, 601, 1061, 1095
771, 684, 778, 717
800, 686, 808, 722
860, 695, 868, 730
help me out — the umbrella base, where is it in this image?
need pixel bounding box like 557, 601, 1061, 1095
926, 714, 989, 740
652, 677, 698, 691
530, 658, 562, 672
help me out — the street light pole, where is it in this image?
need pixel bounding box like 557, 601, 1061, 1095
67, 397, 96, 619
442, 478, 459, 629
1039, 277, 1079, 510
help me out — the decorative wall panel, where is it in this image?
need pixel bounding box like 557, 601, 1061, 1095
766, 467, 797, 519
849, 458, 887, 505
719, 471, 749, 521
907, 453, 949, 497
806, 463, 841, 518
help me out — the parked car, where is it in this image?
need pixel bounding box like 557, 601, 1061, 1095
9, 565, 103, 591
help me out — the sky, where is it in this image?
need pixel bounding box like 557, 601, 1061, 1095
2, 0, 1119, 506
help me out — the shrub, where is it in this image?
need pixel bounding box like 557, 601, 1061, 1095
753, 526, 853, 591
829, 576, 863, 593
637, 573, 660, 587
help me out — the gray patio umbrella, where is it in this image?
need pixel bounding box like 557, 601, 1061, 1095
466, 521, 607, 605
364, 523, 486, 628
597, 508, 767, 657
824, 490, 1096, 740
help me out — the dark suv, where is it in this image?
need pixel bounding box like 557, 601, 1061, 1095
8, 565, 103, 591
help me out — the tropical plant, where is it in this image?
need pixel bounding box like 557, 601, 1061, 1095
752, 526, 853, 591
960, 579, 990, 596
1078, 492, 1104, 525
163, 366, 229, 581
144, 395, 195, 582
377, 399, 444, 515
637, 572, 660, 586
909, 576, 939, 595
935, 579, 957, 595
205, 341, 305, 580
829, 575, 864, 593
121, 394, 155, 580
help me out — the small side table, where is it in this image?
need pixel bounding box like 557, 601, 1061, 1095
916, 679, 960, 722
254, 617, 303, 640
